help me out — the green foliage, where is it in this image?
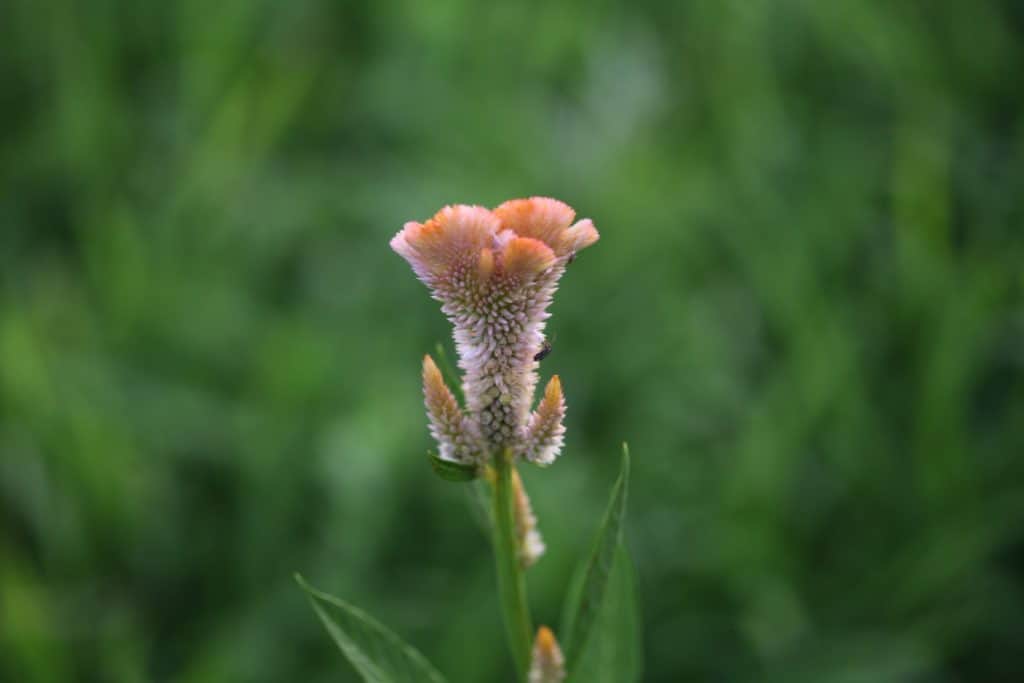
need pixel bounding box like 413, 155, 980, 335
567, 548, 641, 683
561, 446, 630, 668
296, 575, 447, 683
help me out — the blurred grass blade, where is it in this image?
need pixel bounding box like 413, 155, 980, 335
565, 547, 641, 682
466, 478, 495, 539
428, 452, 479, 482
434, 342, 465, 403
295, 574, 447, 683
560, 444, 630, 669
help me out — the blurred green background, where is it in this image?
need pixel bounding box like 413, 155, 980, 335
2, 1, 1024, 681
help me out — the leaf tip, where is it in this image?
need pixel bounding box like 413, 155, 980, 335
294, 573, 321, 601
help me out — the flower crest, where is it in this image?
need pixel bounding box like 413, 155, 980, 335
392, 197, 598, 465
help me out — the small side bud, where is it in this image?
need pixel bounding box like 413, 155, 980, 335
511, 469, 545, 567
423, 355, 477, 463
528, 626, 566, 683
523, 375, 566, 466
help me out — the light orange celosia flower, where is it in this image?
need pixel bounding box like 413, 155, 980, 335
391, 197, 598, 465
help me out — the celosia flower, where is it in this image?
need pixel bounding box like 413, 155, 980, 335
392, 198, 598, 465
528, 626, 566, 683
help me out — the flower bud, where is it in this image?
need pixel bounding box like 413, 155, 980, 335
511, 468, 545, 567
422, 354, 478, 463
523, 376, 566, 466
528, 626, 566, 683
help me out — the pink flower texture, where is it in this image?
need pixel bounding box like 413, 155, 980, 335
391, 198, 599, 466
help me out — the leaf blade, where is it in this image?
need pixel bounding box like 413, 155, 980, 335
428, 451, 479, 482
565, 547, 642, 683
296, 574, 448, 683
561, 444, 631, 669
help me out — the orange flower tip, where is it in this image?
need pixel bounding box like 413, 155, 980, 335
536, 626, 558, 651
431, 204, 499, 242
494, 198, 577, 253
494, 197, 576, 229
423, 354, 442, 378
392, 206, 499, 272
503, 237, 557, 276
530, 625, 565, 681
477, 247, 495, 280
545, 375, 563, 399
565, 218, 600, 251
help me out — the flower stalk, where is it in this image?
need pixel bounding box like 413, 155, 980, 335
493, 449, 534, 679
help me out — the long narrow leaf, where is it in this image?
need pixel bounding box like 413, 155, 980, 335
560, 444, 631, 668
466, 478, 494, 540
295, 574, 447, 683
566, 547, 641, 682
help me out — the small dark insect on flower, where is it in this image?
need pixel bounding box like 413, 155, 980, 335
534, 339, 553, 362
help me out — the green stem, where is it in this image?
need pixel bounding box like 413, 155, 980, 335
492, 449, 533, 680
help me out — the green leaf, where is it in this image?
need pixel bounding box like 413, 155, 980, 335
560, 444, 631, 669
295, 574, 448, 683
565, 547, 642, 683
428, 452, 479, 482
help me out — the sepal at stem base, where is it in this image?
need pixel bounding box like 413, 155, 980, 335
428, 452, 480, 482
